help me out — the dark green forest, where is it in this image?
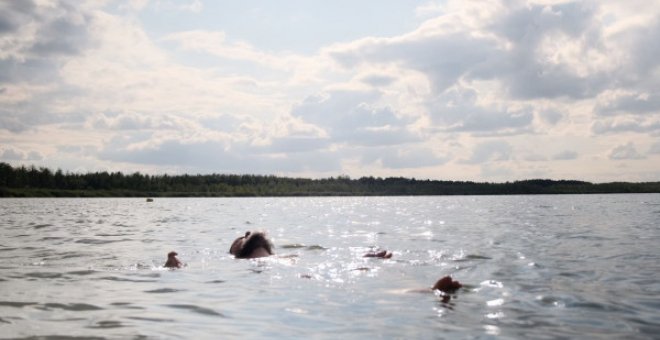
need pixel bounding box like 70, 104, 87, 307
0, 162, 659, 197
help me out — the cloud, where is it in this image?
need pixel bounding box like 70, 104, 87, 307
291, 90, 420, 146
596, 92, 660, 116
328, 30, 499, 95
359, 74, 396, 87
0, 1, 96, 132
552, 150, 578, 160
0, 0, 93, 62
591, 118, 660, 134
523, 154, 547, 162
1, 0, 660, 182
178, 0, 203, 13
163, 29, 312, 73
538, 109, 563, 125
328, 1, 611, 101
99, 139, 341, 174
0, 147, 43, 161
649, 142, 660, 154
360, 146, 448, 169
90, 112, 197, 131
0, 148, 24, 160
426, 87, 533, 134
253, 136, 331, 154
462, 140, 512, 164
609, 142, 644, 160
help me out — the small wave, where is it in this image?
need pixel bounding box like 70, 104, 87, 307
535, 295, 566, 307
25, 272, 65, 279
60, 252, 88, 260
452, 254, 492, 262
40, 303, 104, 311
144, 288, 182, 294
206, 280, 226, 284
350, 267, 372, 272
480, 280, 504, 289
32, 223, 53, 229
75, 238, 131, 245
126, 316, 175, 323
98, 276, 158, 283
164, 304, 226, 317
66, 270, 97, 276
39, 237, 65, 241
281, 243, 306, 249
464, 254, 492, 260
306, 245, 327, 250
0, 301, 38, 308
87, 320, 125, 329
110, 302, 144, 310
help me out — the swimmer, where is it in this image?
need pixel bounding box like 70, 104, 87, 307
363, 250, 393, 259
395, 275, 462, 303
433, 276, 462, 303
230, 231, 274, 259
164, 251, 183, 268
433, 276, 462, 293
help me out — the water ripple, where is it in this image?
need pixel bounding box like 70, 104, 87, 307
75, 238, 131, 245
0, 301, 38, 308
87, 320, 125, 329
144, 288, 183, 294
164, 304, 226, 317
39, 303, 104, 311
98, 276, 158, 283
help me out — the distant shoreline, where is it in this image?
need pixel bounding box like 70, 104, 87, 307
1, 162, 659, 197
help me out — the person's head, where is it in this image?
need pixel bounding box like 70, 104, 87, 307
164, 251, 182, 268
433, 276, 462, 292
230, 230, 274, 259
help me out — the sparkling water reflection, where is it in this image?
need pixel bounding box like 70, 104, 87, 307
1, 195, 659, 338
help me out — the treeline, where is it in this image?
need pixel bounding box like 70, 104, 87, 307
1, 162, 659, 197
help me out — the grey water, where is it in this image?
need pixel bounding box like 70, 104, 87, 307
0, 195, 659, 339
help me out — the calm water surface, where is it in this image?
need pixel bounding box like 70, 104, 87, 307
1, 195, 659, 339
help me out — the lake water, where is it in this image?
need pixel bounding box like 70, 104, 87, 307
1, 195, 659, 339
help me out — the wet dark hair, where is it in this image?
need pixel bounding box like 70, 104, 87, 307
432, 276, 462, 292
164, 251, 182, 268
230, 231, 274, 259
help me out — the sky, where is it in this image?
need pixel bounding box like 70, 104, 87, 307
1, 0, 659, 182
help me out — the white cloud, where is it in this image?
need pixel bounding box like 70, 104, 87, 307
649, 142, 660, 155
552, 150, 578, 160
1, 0, 660, 181
0, 147, 43, 161
426, 86, 534, 134
0, 148, 25, 161
99, 138, 342, 174
360, 145, 448, 169
609, 142, 644, 160
462, 140, 512, 164
290, 90, 420, 146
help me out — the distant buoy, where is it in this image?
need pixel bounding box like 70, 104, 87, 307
146, 198, 154, 202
